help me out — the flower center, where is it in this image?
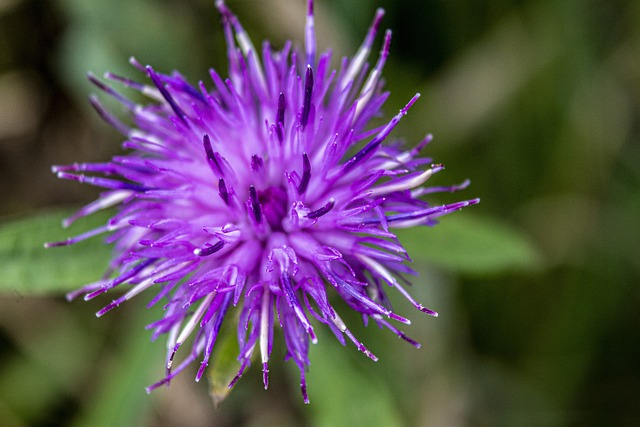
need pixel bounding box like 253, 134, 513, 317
258, 185, 288, 231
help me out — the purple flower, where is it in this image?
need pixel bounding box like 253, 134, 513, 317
48, 0, 478, 403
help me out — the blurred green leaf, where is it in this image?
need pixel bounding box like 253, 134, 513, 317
397, 213, 543, 275
55, 0, 207, 106
70, 303, 163, 427
305, 330, 404, 427
0, 299, 101, 424
207, 320, 241, 407
0, 209, 112, 295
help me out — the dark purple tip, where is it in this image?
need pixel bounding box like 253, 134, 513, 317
196, 361, 208, 381
87, 72, 109, 91
96, 300, 120, 317
228, 361, 248, 389
397, 331, 421, 348
218, 178, 230, 205
203, 134, 223, 176
301, 66, 314, 128
195, 240, 224, 256
128, 56, 145, 72
251, 154, 264, 171
306, 198, 335, 219
389, 312, 411, 324
85, 287, 108, 301
167, 347, 178, 376
301, 376, 309, 404
249, 185, 262, 223
411, 134, 433, 157
344, 94, 420, 172
369, 8, 385, 40
88, 95, 130, 135
104, 71, 145, 90
298, 153, 311, 195
263, 362, 269, 390
417, 305, 439, 317
87, 72, 134, 108
203, 134, 214, 157
343, 141, 377, 173
276, 92, 285, 143
146, 66, 188, 124
44, 239, 71, 248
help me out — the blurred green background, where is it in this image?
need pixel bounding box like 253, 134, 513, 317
1, 0, 639, 425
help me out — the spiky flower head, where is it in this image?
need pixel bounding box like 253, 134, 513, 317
49, 0, 478, 403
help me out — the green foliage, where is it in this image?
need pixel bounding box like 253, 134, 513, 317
54, 0, 212, 108
0, 209, 112, 295
305, 329, 404, 427
68, 305, 164, 427
207, 320, 241, 407
398, 213, 543, 275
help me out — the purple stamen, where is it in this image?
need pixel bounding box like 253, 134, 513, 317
194, 240, 225, 256
89, 95, 130, 135
301, 66, 314, 128
343, 93, 420, 172
366, 9, 385, 47
298, 153, 311, 195
147, 66, 188, 124
414, 179, 471, 196
196, 293, 232, 382
85, 259, 156, 301
104, 71, 146, 90
218, 178, 230, 205
55, 171, 148, 192
128, 56, 146, 73
88, 72, 135, 108
378, 198, 480, 224
276, 92, 285, 143
249, 185, 262, 223
44, 223, 113, 248
251, 154, 264, 171
301, 374, 309, 404
306, 198, 335, 219
203, 134, 223, 176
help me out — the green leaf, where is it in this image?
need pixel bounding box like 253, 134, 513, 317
0, 209, 113, 295
305, 329, 404, 427
0, 299, 103, 424
396, 213, 543, 275
56, 0, 207, 107
69, 303, 164, 427
207, 319, 241, 407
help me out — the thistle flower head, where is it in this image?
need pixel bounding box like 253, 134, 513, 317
49, 0, 478, 403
